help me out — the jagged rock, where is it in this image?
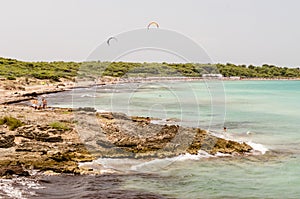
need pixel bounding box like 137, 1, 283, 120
15, 141, 51, 152
187, 129, 252, 155
0, 134, 15, 148
96, 114, 253, 158
131, 116, 151, 124
0, 104, 254, 177
37, 136, 63, 143
0, 165, 29, 178
16, 125, 63, 142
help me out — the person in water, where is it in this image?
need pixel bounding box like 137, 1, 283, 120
223, 127, 227, 132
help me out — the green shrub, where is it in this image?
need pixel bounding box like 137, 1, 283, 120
7, 76, 16, 80
0, 116, 23, 130
49, 122, 70, 131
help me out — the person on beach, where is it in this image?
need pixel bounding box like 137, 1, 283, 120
42, 98, 47, 109
146, 117, 151, 125
37, 98, 43, 110
31, 98, 38, 109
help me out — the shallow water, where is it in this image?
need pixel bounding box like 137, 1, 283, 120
2, 80, 300, 198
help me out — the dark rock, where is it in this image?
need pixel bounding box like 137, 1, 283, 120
23, 92, 37, 97
0, 134, 15, 148
15, 141, 51, 152
16, 125, 63, 142
96, 140, 115, 148
38, 136, 63, 143
112, 112, 130, 120
76, 107, 97, 112
131, 116, 151, 124
0, 165, 30, 178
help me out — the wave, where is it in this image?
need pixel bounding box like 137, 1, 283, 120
80, 94, 95, 98
0, 177, 43, 199
78, 128, 269, 173
209, 130, 269, 155
84, 144, 268, 174
246, 141, 268, 155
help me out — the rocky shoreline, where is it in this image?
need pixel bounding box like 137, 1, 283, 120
0, 78, 254, 178
0, 104, 253, 178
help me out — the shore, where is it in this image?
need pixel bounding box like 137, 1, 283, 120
0, 77, 258, 178
1, 76, 299, 104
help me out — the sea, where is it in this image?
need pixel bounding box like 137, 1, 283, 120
1, 80, 300, 199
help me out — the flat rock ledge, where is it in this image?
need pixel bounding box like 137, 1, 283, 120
0, 105, 253, 178
80, 112, 252, 159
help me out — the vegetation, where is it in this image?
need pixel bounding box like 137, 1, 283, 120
49, 122, 70, 131
217, 63, 300, 78
0, 57, 79, 82
0, 116, 23, 130
0, 57, 299, 80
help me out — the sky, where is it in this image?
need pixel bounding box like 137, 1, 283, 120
0, 0, 299, 67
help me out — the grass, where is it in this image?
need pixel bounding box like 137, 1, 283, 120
49, 121, 70, 131
0, 116, 23, 130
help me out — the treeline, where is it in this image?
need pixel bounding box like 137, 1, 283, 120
0, 57, 79, 81
217, 63, 300, 78
0, 57, 299, 81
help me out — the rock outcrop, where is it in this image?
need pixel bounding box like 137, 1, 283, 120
0, 133, 15, 148
0, 105, 94, 178
79, 112, 253, 158
0, 105, 253, 178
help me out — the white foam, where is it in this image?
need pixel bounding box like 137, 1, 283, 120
131, 150, 228, 171
0, 177, 43, 199
96, 109, 108, 113
80, 94, 95, 98
208, 130, 269, 155
247, 141, 268, 155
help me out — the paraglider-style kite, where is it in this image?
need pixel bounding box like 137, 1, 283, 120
147, 21, 159, 29
107, 37, 118, 46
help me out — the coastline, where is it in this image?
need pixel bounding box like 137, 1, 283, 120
1, 76, 299, 105
0, 76, 275, 179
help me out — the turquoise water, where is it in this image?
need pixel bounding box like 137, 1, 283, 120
47, 80, 300, 198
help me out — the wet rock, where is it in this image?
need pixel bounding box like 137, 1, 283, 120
96, 114, 253, 158
187, 129, 252, 155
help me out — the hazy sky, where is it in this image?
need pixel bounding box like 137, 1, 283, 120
0, 0, 299, 67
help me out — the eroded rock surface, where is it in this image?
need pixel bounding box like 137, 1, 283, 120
0, 105, 94, 178
79, 112, 253, 158
0, 105, 253, 178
